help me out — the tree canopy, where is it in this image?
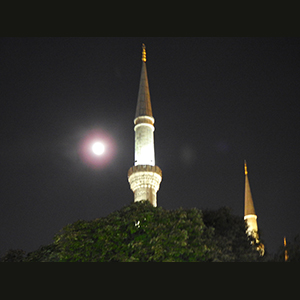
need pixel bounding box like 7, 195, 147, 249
2, 201, 263, 262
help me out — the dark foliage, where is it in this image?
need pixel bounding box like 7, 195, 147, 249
51, 201, 209, 262
25, 244, 60, 262
202, 207, 262, 261
3, 201, 265, 262
0, 249, 26, 262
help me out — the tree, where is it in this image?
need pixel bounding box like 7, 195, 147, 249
3, 201, 263, 262
18, 201, 261, 262
53, 201, 209, 262
0, 249, 26, 262
202, 207, 262, 262
24, 244, 60, 262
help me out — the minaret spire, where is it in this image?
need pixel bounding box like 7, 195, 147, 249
135, 43, 153, 119
128, 44, 162, 207
142, 43, 146, 62
244, 160, 255, 216
284, 237, 289, 262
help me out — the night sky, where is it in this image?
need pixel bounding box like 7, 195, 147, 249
1, 37, 300, 256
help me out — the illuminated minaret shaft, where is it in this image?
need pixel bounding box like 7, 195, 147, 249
128, 44, 162, 207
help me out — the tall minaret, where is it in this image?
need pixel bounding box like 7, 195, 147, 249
244, 160, 259, 239
128, 44, 162, 207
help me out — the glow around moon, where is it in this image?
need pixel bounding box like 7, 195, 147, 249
78, 129, 116, 169
92, 142, 105, 155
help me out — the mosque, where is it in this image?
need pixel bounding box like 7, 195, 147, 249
128, 44, 264, 255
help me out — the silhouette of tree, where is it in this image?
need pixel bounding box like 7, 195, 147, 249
0, 249, 26, 262
2, 202, 264, 262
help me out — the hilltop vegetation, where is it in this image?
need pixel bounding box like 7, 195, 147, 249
2, 201, 264, 262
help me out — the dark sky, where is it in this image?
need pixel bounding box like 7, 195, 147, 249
1, 37, 300, 256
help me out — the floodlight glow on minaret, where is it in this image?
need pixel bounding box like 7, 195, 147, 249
128, 44, 162, 207
134, 118, 155, 166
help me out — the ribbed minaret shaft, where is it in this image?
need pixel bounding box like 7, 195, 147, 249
128, 44, 162, 207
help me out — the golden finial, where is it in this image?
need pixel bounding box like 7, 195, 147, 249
142, 43, 146, 62
244, 160, 248, 175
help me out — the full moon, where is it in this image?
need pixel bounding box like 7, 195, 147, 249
92, 142, 105, 155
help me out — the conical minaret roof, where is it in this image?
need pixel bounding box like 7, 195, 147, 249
244, 160, 256, 216
135, 44, 153, 119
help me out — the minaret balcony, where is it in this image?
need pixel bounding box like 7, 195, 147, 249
128, 165, 162, 177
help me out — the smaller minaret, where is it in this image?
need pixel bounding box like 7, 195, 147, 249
244, 160, 264, 255
284, 237, 288, 262
244, 160, 258, 239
